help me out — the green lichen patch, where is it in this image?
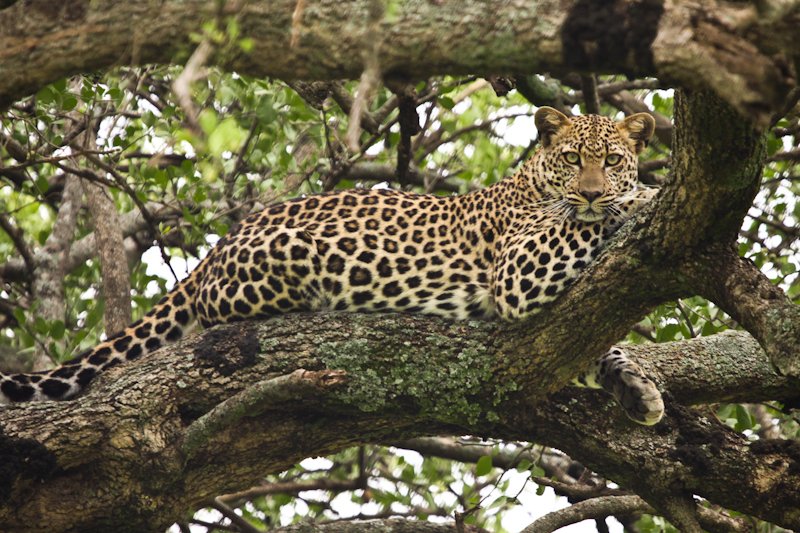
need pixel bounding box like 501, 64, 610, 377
318, 334, 517, 425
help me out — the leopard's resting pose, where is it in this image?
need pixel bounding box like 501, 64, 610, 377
0, 107, 664, 425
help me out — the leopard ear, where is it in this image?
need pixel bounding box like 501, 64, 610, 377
618, 113, 656, 153
535, 107, 571, 147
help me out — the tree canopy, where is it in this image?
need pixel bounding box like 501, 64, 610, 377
0, 1, 799, 532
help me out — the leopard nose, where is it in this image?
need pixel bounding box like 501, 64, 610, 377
579, 189, 603, 202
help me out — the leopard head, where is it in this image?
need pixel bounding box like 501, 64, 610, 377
533, 107, 655, 223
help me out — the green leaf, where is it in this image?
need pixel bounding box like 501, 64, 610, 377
36, 86, 56, 105
62, 94, 78, 111
12, 307, 26, 327
515, 459, 532, 473
208, 117, 247, 156
439, 96, 456, 110
34, 316, 49, 335
734, 405, 754, 432
239, 37, 254, 53
198, 109, 219, 136
475, 455, 492, 476
50, 320, 66, 340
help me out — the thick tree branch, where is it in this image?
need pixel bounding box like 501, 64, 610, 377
0, 1, 796, 126
0, 316, 797, 532
687, 246, 800, 378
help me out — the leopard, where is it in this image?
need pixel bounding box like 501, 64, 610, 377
0, 107, 664, 425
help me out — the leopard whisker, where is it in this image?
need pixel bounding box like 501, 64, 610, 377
536, 199, 570, 217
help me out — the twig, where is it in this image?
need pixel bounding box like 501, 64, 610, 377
330, 82, 382, 134
580, 74, 600, 114
394, 84, 421, 188
0, 131, 28, 162
569, 78, 665, 102
531, 476, 623, 499
346, 59, 382, 153
207, 497, 263, 533
77, 153, 181, 283
172, 39, 214, 134
345, 0, 385, 152
521, 495, 652, 533
769, 147, 800, 162
418, 111, 534, 161
770, 86, 800, 127
772, 121, 800, 137
342, 163, 466, 193
218, 476, 367, 507
0, 201, 183, 284
452, 79, 490, 104
0, 211, 34, 274
1, 149, 117, 172
189, 519, 240, 532
393, 437, 577, 483
524, 494, 750, 533
675, 300, 697, 338
290, 0, 307, 47
753, 214, 800, 238
285, 80, 334, 110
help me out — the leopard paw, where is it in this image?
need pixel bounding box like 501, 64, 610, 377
611, 370, 664, 426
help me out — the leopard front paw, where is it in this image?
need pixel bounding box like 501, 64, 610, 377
612, 371, 664, 426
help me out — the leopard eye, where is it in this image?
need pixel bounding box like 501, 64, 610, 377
563, 152, 580, 165
605, 153, 622, 166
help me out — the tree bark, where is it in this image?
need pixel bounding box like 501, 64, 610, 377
71, 98, 133, 334
0, 0, 797, 126
82, 180, 133, 333
0, 316, 798, 533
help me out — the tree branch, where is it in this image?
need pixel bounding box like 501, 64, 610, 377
72, 100, 133, 334
0, 314, 798, 532
0, 211, 34, 275
182, 369, 348, 459
271, 518, 488, 532
0, 1, 796, 126
522, 494, 748, 533
687, 245, 800, 379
